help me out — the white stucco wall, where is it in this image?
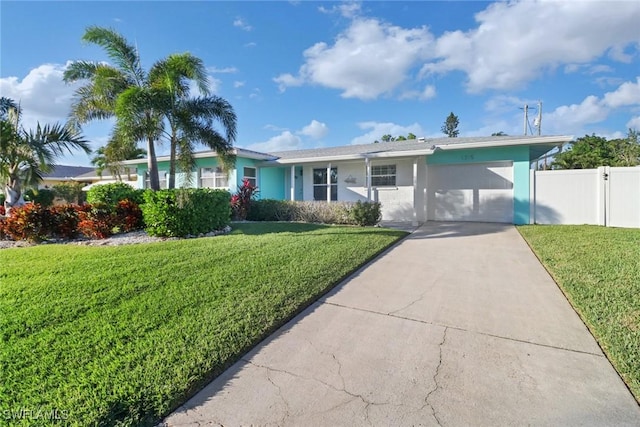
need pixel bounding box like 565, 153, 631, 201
298, 157, 427, 222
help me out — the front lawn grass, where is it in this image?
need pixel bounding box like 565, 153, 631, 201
0, 222, 406, 426
518, 225, 640, 402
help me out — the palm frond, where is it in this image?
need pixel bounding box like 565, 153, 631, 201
82, 26, 146, 85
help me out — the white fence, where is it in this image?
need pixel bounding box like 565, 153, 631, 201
530, 166, 640, 228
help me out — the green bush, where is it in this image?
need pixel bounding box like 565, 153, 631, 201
23, 188, 55, 207
142, 189, 231, 237
247, 200, 381, 226
53, 182, 86, 204
247, 199, 296, 221
86, 182, 145, 208
350, 200, 382, 226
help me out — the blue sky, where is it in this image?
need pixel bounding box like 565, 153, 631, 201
1, 1, 639, 166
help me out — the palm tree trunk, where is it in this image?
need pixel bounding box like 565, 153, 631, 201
146, 136, 160, 190
168, 136, 176, 189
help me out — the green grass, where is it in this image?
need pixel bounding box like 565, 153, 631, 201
0, 222, 406, 426
518, 225, 640, 402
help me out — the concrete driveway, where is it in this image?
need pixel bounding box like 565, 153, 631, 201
164, 222, 640, 426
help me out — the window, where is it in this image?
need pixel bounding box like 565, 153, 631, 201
200, 167, 228, 188
313, 167, 337, 201
144, 170, 168, 189
243, 167, 257, 187
371, 165, 396, 187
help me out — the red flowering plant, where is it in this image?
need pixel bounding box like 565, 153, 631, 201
231, 178, 259, 220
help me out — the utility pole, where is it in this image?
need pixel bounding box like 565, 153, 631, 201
523, 104, 529, 135
536, 100, 542, 135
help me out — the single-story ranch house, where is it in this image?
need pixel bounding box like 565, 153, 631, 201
121, 135, 573, 225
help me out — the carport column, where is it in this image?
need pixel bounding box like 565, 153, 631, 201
365, 157, 371, 201
290, 165, 295, 201
327, 163, 332, 203
412, 157, 419, 226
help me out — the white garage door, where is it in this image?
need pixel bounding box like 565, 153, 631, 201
428, 161, 514, 223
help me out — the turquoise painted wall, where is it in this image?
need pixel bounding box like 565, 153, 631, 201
427, 145, 531, 224
260, 167, 286, 200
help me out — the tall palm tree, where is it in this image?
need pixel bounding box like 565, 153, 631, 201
147, 53, 237, 188
0, 97, 90, 212
64, 26, 162, 190
65, 26, 237, 190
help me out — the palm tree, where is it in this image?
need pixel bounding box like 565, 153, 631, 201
65, 26, 237, 190
0, 97, 90, 212
91, 133, 146, 180
147, 53, 237, 188
64, 26, 162, 190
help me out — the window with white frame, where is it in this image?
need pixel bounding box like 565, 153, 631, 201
144, 170, 168, 189
243, 167, 257, 187
313, 167, 338, 201
200, 167, 228, 188
371, 165, 396, 187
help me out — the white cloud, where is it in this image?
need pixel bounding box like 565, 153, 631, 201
421, 1, 640, 92
188, 75, 221, 96
350, 121, 425, 145
233, 17, 252, 32
273, 73, 304, 92
318, 2, 361, 18
627, 116, 640, 130
0, 62, 80, 130
587, 64, 614, 75
602, 77, 640, 108
399, 84, 436, 101
244, 42, 257, 48
298, 120, 329, 139
248, 131, 301, 152
264, 124, 288, 132
233, 81, 245, 88
274, 18, 433, 100
207, 66, 238, 74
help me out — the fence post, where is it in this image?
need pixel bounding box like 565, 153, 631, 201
596, 166, 607, 226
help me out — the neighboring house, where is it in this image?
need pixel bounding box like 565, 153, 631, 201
39, 165, 95, 189
122, 135, 573, 225
73, 168, 138, 191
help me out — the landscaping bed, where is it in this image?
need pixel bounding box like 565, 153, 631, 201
0, 222, 406, 426
518, 225, 640, 403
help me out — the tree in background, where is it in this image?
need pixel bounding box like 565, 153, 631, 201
0, 97, 90, 212
53, 182, 86, 204
441, 112, 460, 137
552, 131, 640, 169
91, 137, 146, 179
407, 133, 417, 140
492, 131, 507, 136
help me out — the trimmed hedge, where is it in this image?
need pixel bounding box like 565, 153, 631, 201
86, 182, 145, 207
247, 199, 381, 226
142, 189, 231, 237
23, 188, 55, 207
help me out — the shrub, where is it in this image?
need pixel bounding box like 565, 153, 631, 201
23, 188, 55, 207
86, 182, 144, 208
50, 204, 81, 239
53, 182, 86, 204
77, 203, 117, 239
247, 199, 295, 221
2, 203, 55, 242
247, 200, 382, 226
292, 201, 352, 224
0, 193, 5, 208
114, 199, 144, 233
231, 178, 259, 220
0, 205, 5, 216
349, 200, 382, 226
142, 189, 231, 237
